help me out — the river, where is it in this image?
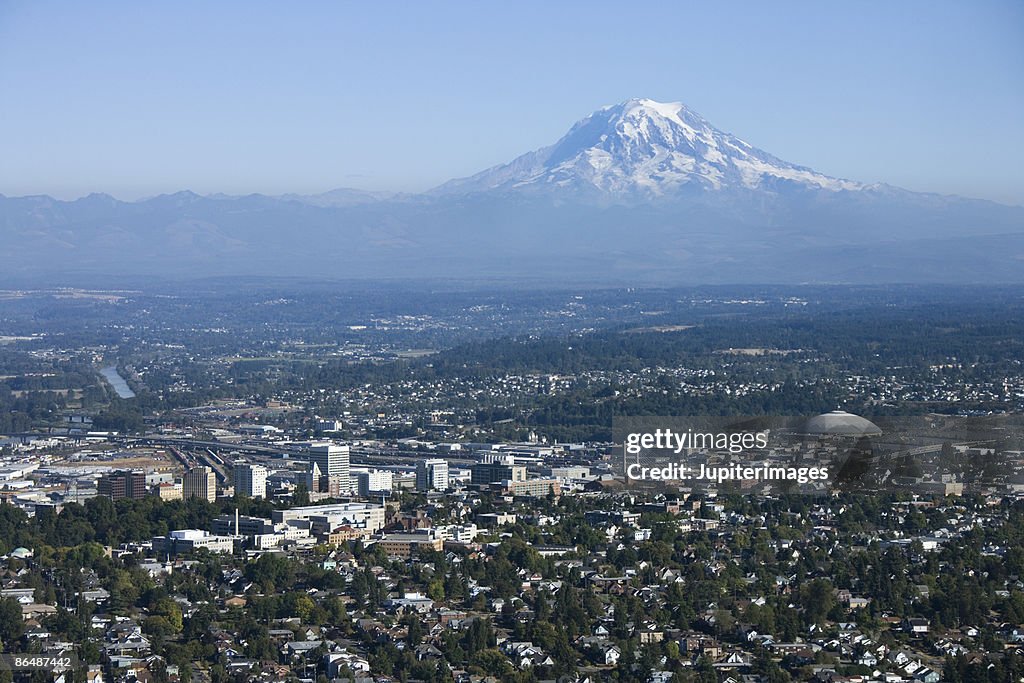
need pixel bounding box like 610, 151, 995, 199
100, 366, 136, 399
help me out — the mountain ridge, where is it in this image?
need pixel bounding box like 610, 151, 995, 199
2, 98, 1022, 284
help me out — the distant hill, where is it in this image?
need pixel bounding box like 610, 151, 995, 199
3, 99, 1022, 284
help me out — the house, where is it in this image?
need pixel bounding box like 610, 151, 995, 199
81, 588, 111, 603
414, 644, 443, 660
105, 633, 152, 657
639, 628, 664, 644
903, 618, 930, 635
857, 652, 878, 667
21, 603, 58, 620
848, 596, 870, 609
682, 635, 722, 659
384, 592, 434, 614
500, 641, 554, 669
889, 651, 911, 666
0, 587, 35, 603
324, 651, 370, 676
224, 596, 247, 608
715, 652, 752, 669
283, 640, 324, 660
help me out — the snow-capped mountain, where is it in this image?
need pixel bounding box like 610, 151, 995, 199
2, 97, 1023, 284
435, 98, 864, 198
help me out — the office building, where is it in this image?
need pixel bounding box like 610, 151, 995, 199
152, 529, 233, 555
272, 502, 387, 536
416, 459, 449, 492
307, 443, 350, 493
303, 461, 349, 498
156, 481, 183, 500
470, 462, 527, 486
316, 419, 344, 432
183, 466, 216, 502
233, 463, 268, 498
493, 478, 560, 498
373, 530, 444, 558
97, 470, 147, 500
146, 472, 174, 486
353, 469, 393, 496
213, 513, 272, 536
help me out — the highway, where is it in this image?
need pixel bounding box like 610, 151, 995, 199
108, 435, 478, 469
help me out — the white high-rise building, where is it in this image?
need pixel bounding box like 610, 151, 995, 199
183, 466, 216, 503
353, 469, 393, 497
234, 463, 268, 498
308, 442, 350, 493
416, 459, 449, 492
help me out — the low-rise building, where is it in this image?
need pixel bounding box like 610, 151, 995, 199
152, 529, 234, 555
373, 531, 443, 557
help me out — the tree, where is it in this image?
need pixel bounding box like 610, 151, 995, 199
405, 616, 424, 646
246, 553, 296, 594
426, 578, 445, 601
151, 598, 184, 633
798, 578, 835, 625
284, 593, 316, 622
0, 597, 24, 647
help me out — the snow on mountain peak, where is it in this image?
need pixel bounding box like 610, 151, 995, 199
436, 98, 864, 198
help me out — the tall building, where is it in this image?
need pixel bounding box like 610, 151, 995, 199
353, 469, 393, 496
233, 463, 268, 498
303, 461, 323, 493
98, 470, 147, 500
471, 462, 527, 486
416, 459, 449, 492
302, 461, 349, 499
183, 466, 216, 502
308, 443, 350, 493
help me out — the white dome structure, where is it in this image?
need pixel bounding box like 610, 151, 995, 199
804, 410, 882, 436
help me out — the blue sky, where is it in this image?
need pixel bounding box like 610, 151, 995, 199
1, 1, 1022, 204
